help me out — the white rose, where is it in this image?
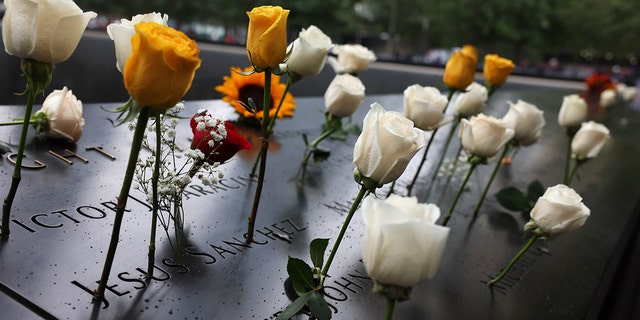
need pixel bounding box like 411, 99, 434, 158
501, 99, 545, 146
571, 121, 610, 159
459, 114, 514, 158
2, 0, 96, 64
526, 184, 590, 235
454, 82, 488, 117
361, 194, 449, 287
558, 94, 588, 128
403, 84, 450, 131
286, 25, 332, 78
599, 89, 617, 108
37, 86, 84, 142
106, 12, 169, 72
324, 74, 365, 118
616, 83, 637, 101
327, 44, 376, 75
353, 102, 426, 186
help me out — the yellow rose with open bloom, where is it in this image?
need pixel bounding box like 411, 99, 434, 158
246, 6, 289, 70
124, 22, 201, 109
443, 49, 477, 90
483, 54, 515, 87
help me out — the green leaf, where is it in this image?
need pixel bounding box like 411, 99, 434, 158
495, 187, 530, 211
239, 98, 257, 114
328, 127, 349, 140
102, 97, 142, 126
275, 291, 313, 320
310, 238, 330, 269
312, 148, 331, 162
526, 180, 545, 202
302, 133, 309, 146
308, 291, 332, 320
343, 123, 361, 135
292, 278, 308, 297
286, 257, 315, 291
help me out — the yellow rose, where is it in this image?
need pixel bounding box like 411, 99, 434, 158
483, 54, 515, 87
443, 50, 477, 90
246, 6, 289, 70
124, 22, 201, 109
460, 44, 478, 63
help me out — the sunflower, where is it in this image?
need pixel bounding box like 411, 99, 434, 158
215, 66, 295, 120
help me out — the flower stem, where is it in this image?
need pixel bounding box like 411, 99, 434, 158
564, 159, 580, 186
320, 185, 368, 286
1, 87, 36, 240
147, 118, 162, 278
247, 70, 272, 241
473, 144, 510, 216
384, 297, 396, 320
432, 118, 460, 181
442, 161, 478, 226
251, 77, 291, 176
563, 129, 577, 184
301, 121, 339, 167
406, 129, 438, 196
487, 234, 539, 286
95, 107, 150, 301
0, 120, 32, 126
267, 77, 291, 134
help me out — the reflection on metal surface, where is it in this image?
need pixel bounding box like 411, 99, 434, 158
0, 87, 638, 319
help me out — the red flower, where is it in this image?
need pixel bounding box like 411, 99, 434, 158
190, 111, 252, 164
584, 72, 616, 94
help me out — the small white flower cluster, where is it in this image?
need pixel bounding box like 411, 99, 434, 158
131, 103, 225, 234
437, 152, 472, 184
193, 108, 227, 147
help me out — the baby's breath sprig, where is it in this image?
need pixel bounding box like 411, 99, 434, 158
132, 103, 227, 271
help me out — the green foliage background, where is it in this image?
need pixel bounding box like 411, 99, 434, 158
76, 0, 640, 65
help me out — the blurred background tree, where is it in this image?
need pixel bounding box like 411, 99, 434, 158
76, 0, 640, 75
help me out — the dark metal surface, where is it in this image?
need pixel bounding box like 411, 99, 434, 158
1, 87, 639, 320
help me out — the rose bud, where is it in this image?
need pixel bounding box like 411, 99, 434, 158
403, 84, 449, 131
525, 184, 590, 236
459, 114, 514, 158
571, 121, 610, 160
558, 94, 588, 128
33, 86, 84, 142
324, 74, 365, 118
501, 99, 545, 146
353, 102, 426, 188
454, 82, 488, 117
